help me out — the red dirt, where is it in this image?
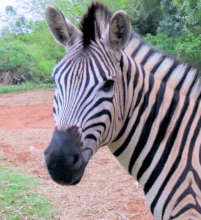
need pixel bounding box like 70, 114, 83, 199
0, 89, 153, 220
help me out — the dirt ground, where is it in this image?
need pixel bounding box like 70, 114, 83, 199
0, 89, 153, 220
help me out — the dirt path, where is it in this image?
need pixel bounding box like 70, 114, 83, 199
0, 90, 153, 220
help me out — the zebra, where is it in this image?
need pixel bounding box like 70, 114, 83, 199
44, 2, 201, 219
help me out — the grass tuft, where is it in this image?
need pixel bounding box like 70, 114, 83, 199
0, 82, 54, 94
0, 162, 59, 219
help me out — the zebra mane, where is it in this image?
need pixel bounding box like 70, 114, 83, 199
79, 2, 112, 48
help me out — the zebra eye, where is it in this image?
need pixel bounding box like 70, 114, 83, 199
100, 80, 114, 92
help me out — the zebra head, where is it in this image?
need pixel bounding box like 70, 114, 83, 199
44, 3, 130, 185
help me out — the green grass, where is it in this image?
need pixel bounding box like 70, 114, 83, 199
0, 82, 54, 94
0, 162, 59, 219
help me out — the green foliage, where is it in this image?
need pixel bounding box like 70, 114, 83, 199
0, 36, 34, 83
145, 30, 201, 69
0, 0, 200, 86
159, 0, 185, 37
144, 0, 201, 70
0, 39, 31, 71
0, 163, 58, 218
126, 0, 161, 35
53, 0, 129, 25
172, 0, 201, 34
0, 82, 54, 94
0, 21, 65, 84
26, 21, 65, 82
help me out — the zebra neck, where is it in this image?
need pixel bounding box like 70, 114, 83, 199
109, 34, 201, 182
108, 33, 201, 219
125, 35, 200, 100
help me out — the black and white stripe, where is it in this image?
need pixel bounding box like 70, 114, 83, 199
110, 36, 201, 219
47, 2, 201, 219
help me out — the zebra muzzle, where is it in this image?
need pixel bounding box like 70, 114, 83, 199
44, 127, 90, 185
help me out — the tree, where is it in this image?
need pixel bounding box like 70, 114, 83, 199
123, 0, 162, 35
1, 5, 32, 35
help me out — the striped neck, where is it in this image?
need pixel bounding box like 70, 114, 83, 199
108, 32, 201, 181
125, 35, 200, 100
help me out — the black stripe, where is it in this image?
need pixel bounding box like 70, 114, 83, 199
53, 58, 67, 79
88, 57, 98, 83
136, 81, 166, 179
91, 45, 115, 75
127, 61, 140, 114
80, 97, 113, 127
133, 64, 146, 111
73, 65, 93, 117
91, 51, 107, 80
75, 85, 97, 121
150, 55, 167, 75
128, 73, 155, 174
150, 72, 199, 214
82, 97, 113, 124
85, 134, 97, 141
114, 116, 130, 143
162, 114, 201, 217
99, 41, 117, 73
66, 60, 79, 103
87, 109, 112, 123
150, 99, 191, 213
75, 60, 85, 96
137, 65, 189, 180
141, 48, 155, 66
173, 168, 201, 210
171, 204, 200, 219
67, 59, 90, 120
143, 91, 178, 193
145, 90, 188, 194
126, 56, 132, 86
121, 62, 126, 111
175, 65, 191, 91
114, 64, 145, 156
170, 177, 201, 219
131, 42, 143, 58
53, 107, 56, 114
162, 60, 179, 83
94, 97, 113, 108
83, 122, 106, 132
120, 54, 124, 72
57, 60, 73, 100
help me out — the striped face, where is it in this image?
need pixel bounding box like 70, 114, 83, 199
53, 40, 122, 149
45, 40, 126, 185
44, 3, 130, 185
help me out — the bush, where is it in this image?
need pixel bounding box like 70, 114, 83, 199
0, 0, 200, 85
0, 21, 65, 84
145, 30, 201, 69
0, 37, 34, 84
25, 21, 65, 83
143, 0, 201, 71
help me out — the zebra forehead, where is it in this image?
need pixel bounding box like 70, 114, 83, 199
53, 52, 117, 82
53, 40, 119, 80
79, 2, 112, 48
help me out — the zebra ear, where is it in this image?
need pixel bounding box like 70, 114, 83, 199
45, 6, 81, 46
104, 10, 130, 54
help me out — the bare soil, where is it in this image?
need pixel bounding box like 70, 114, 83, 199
0, 89, 153, 220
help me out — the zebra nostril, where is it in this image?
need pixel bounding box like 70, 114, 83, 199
72, 154, 79, 165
